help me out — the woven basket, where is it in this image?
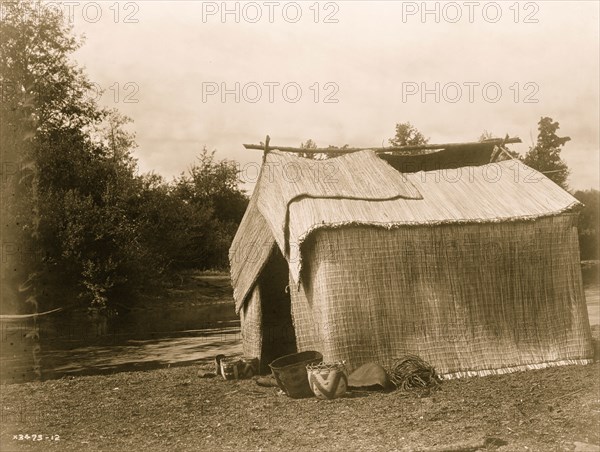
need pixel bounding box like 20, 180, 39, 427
239, 357, 259, 378
269, 351, 323, 398
306, 362, 348, 400
220, 358, 241, 380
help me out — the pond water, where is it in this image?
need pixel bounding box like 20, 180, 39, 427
0, 293, 242, 384
1, 269, 599, 384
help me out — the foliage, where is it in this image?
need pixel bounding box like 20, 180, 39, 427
1, 0, 104, 310
573, 190, 600, 261
0, 1, 247, 312
299, 138, 327, 160
389, 122, 429, 147
523, 117, 571, 189
173, 148, 248, 269
300, 139, 318, 151
480, 119, 571, 189
0, 0, 145, 308
298, 140, 351, 160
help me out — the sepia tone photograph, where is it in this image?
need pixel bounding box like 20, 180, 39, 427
1, 1, 599, 451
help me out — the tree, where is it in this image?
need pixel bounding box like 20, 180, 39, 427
300, 139, 318, 151
389, 122, 429, 147
573, 190, 600, 261
299, 138, 326, 160
0, 1, 149, 310
1, 1, 251, 312
173, 148, 248, 269
176, 148, 247, 224
523, 117, 571, 189
0, 0, 98, 311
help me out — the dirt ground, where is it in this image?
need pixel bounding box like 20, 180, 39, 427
1, 353, 599, 451
1, 271, 599, 451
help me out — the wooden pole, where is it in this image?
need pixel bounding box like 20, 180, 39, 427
243, 137, 522, 155
262, 134, 270, 162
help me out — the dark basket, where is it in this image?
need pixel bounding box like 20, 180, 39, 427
269, 351, 323, 398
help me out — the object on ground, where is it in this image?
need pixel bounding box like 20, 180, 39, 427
217, 356, 259, 380
390, 354, 442, 391
220, 357, 242, 380
215, 354, 225, 377
239, 357, 259, 378
230, 144, 593, 377
269, 351, 323, 398
306, 361, 348, 400
255, 375, 278, 387
348, 362, 394, 391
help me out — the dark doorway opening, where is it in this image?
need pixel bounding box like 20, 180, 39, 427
257, 247, 297, 372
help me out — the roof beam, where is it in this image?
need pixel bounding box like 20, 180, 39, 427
243, 137, 522, 155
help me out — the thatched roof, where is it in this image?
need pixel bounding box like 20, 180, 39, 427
229, 149, 580, 313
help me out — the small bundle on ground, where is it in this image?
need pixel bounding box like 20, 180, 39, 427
390, 354, 443, 391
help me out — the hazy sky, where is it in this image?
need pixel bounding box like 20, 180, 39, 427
69, 0, 599, 190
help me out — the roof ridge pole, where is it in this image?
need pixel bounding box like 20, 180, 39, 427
243, 137, 522, 155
